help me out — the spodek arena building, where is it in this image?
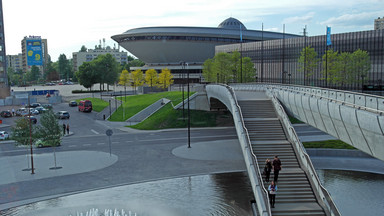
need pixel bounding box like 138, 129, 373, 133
112, 17, 299, 83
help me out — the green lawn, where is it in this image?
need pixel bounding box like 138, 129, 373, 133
75, 98, 109, 112
109, 91, 194, 121
131, 105, 233, 130
303, 139, 356, 149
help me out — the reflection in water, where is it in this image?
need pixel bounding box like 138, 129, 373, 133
0, 172, 253, 216
316, 170, 384, 216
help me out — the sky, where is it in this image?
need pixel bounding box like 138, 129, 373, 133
3, 0, 384, 61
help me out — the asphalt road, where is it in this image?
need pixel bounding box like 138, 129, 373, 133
0, 105, 244, 210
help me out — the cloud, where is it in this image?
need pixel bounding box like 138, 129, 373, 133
283, 12, 315, 25
320, 11, 382, 28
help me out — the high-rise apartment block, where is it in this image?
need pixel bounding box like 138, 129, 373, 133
72, 46, 128, 72
374, 17, 384, 30
0, 0, 9, 98
21, 36, 49, 73
6, 53, 23, 73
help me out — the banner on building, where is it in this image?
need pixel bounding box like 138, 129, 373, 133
26, 39, 43, 65
326, 26, 332, 46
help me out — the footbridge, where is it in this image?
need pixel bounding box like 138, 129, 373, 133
206, 84, 344, 216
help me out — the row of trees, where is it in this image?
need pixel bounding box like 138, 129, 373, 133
298, 46, 371, 87
202, 51, 256, 83
118, 68, 174, 91
76, 53, 119, 91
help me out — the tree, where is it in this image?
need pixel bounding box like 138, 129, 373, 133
80, 45, 87, 52
322, 49, 340, 85
130, 69, 144, 93
93, 54, 119, 91
298, 46, 319, 85
203, 52, 256, 83
36, 110, 62, 168
212, 52, 232, 83
202, 58, 216, 82
242, 57, 257, 82
351, 49, 371, 86
128, 59, 145, 67
30, 65, 40, 82
145, 69, 158, 90
118, 69, 131, 100
157, 68, 174, 89
11, 118, 37, 147
230, 51, 241, 82
58, 54, 71, 81
76, 62, 97, 89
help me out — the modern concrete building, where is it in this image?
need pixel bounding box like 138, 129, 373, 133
216, 29, 384, 91
72, 45, 128, 72
6, 53, 23, 73
374, 17, 384, 30
0, 0, 9, 98
112, 17, 300, 83
21, 36, 49, 74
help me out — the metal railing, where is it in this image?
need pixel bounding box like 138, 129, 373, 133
206, 84, 271, 216
268, 92, 341, 216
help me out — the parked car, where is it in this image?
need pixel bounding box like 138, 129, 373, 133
55, 111, 70, 119
42, 104, 53, 109
68, 101, 77, 107
78, 100, 92, 112
35, 106, 47, 114
0, 131, 9, 140
24, 115, 37, 124
16, 108, 29, 116
0, 110, 12, 117
35, 138, 61, 148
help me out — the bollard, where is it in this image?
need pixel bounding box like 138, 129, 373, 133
103, 114, 106, 120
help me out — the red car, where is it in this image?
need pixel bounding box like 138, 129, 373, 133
78, 100, 92, 112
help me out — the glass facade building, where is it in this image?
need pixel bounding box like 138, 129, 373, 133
216, 29, 384, 90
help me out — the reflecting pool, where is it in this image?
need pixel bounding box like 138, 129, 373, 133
0, 172, 254, 216
317, 169, 384, 216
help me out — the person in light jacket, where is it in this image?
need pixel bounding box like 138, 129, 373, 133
268, 181, 277, 208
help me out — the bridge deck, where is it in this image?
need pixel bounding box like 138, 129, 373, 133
235, 91, 326, 216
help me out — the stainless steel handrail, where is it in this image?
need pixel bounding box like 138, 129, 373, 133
226, 85, 272, 215
206, 84, 271, 216
270, 94, 341, 216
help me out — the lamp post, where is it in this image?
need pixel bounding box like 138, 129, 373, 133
187, 63, 191, 148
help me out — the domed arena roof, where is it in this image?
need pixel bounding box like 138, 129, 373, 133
218, 17, 247, 30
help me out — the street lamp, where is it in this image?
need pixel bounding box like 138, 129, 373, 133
187, 63, 191, 148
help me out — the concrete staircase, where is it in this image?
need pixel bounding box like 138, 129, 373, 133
238, 99, 326, 216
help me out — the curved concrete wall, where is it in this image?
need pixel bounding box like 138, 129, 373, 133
231, 84, 384, 161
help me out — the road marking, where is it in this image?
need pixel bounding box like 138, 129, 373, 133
112, 142, 119, 144
97, 143, 105, 145
83, 144, 92, 147
68, 145, 76, 148
125, 141, 133, 143
91, 129, 99, 134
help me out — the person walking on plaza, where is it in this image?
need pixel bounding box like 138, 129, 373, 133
264, 158, 272, 183
268, 181, 278, 208
66, 124, 70, 134
272, 155, 282, 182
12, 108, 15, 116
63, 123, 66, 136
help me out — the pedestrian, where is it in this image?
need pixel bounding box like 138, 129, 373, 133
268, 181, 277, 208
12, 108, 15, 116
63, 123, 66, 136
66, 124, 69, 134
272, 155, 282, 182
264, 158, 272, 183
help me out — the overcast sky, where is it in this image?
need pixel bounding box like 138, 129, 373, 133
3, 0, 383, 61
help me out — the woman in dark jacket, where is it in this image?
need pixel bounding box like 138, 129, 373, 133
264, 158, 272, 182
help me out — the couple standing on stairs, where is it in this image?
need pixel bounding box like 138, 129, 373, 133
264, 155, 282, 208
